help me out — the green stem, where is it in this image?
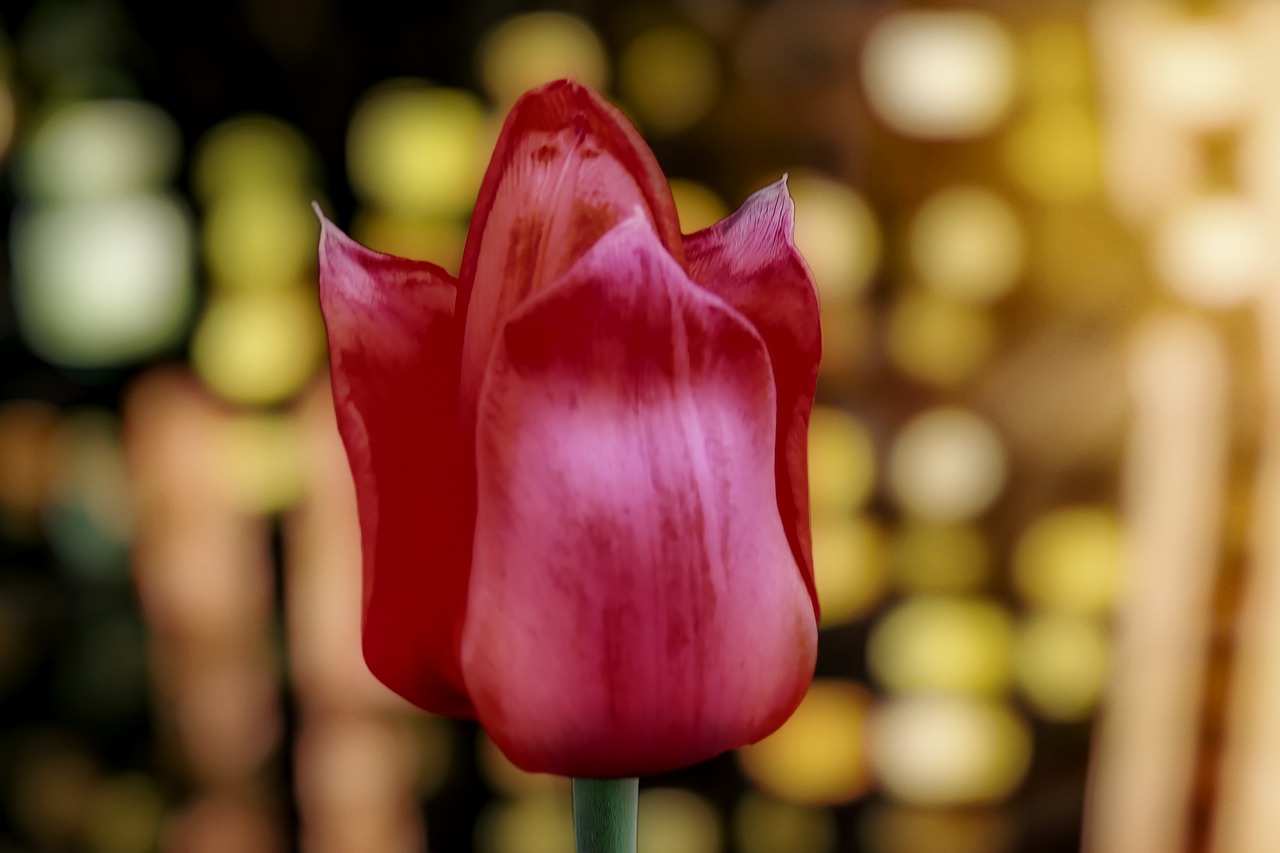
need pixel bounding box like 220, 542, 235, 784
572, 777, 638, 853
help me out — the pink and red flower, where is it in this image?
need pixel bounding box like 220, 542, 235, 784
318, 80, 821, 778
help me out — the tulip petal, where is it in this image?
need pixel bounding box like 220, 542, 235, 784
684, 178, 822, 617
456, 79, 685, 427
316, 210, 474, 717
463, 215, 818, 777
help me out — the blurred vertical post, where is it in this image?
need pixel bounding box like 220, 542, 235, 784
286, 382, 428, 853
127, 370, 285, 852
1084, 316, 1228, 853
1210, 278, 1280, 853
1212, 7, 1280, 844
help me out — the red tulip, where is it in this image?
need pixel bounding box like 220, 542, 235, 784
317, 80, 821, 778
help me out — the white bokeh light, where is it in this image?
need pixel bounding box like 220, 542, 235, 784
862, 11, 1017, 139
1154, 195, 1270, 307
870, 696, 1032, 805
12, 195, 195, 366
20, 100, 182, 201
889, 408, 1008, 522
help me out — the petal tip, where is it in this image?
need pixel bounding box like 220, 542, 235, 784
313, 202, 348, 252
314, 205, 355, 259
752, 175, 796, 218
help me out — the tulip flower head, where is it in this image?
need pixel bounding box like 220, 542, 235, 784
317, 79, 821, 778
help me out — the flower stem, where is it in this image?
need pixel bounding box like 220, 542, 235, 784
572, 778, 638, 853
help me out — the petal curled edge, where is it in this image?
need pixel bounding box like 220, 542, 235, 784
462, 215, 818, 778
316, 209, 474, 718
684, 178, 822, 618
456, 79, 685, 432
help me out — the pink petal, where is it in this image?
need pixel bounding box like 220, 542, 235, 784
316, 209, 474, 717
684, 178, 822, 618
462, 215, 818, 777
455, 79, 685, 430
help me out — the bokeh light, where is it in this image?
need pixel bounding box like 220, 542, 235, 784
637, 788, 721, 853
347, 80, 488, 217
0, 401, 58, 535
1013, 506, 1123, 614
738, 680, 873, 805
190, 289, 326, 406
870, 696, 1032, 806
862, 11, 1017, 139
909, 185, 1024, 304
1014, 612, 1110, 722
669, 179, 729, 234
1023, 21, 1091, 98
18, 99, 181, 201
1005, 103, 1101, 204
861, 805, 1013, 853
45, 410, 133, 582
890, 521, 993, 594
217, 414, 306, 514
12, 194, 196, 367
1153, 195, 1270, 307
202, 185, 318, 289
191, 115, 315, 202
732, 792, 837, 853
478, 12, 608, 106
807, 406, 876, 517
868, 596, 1014, 697
475, 790, 573, 853
84, 773, 165, 853
1007, 20, 1100, 205
1143, 19, 1250, 133
889, 409, 1007, 522
619, 26, 720, 134
812, 515, 888, 627
886, 291, 996, 386
788, 173, 881, 305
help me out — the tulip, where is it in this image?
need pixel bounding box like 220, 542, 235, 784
317, 79, 821, 779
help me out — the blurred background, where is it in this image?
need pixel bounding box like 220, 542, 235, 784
0, 0, 1276, 851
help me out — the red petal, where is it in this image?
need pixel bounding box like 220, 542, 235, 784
462, 216, 817, 777
455, 79, 684, 428
684, 178, 822, 618
316, 209, 474, 717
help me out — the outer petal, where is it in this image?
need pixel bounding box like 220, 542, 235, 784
684, 178, 822, 617
455, 79, 685, 429
462, 215, 818, 778
316, 210, 474, 717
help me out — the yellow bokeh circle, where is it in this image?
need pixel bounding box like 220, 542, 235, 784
807, 406, 876, 518
619, 26, 720, 134
1013, 611, 1110, 722
347, 81, 487, 217
812, 514, 888, 627
478, 13, 608, 106
868, 596, 1014, 696
737, 680, 873, 805
191, 288, 326, 406
1013, 506, 1123, 614
909, 186, 1024, 304
890, 521, 992, 593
